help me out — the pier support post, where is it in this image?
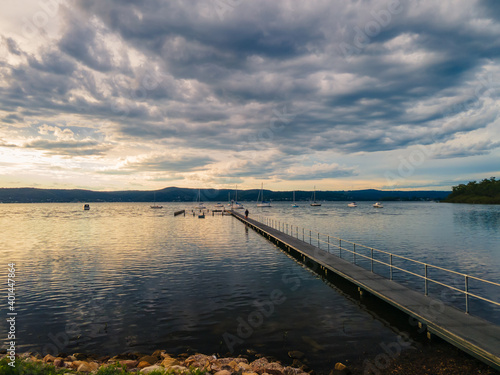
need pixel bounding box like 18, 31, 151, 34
465, 275, 469, 314
390, 254, 393, 280
371, 248, 373, 272
425, 264, 428, 296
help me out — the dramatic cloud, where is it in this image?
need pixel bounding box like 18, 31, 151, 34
0, 0, 499, 190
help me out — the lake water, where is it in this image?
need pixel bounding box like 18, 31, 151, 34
0, 201, 499, 371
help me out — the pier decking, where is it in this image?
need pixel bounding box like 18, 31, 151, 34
230, 210, 500, 371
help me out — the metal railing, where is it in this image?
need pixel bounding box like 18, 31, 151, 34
255, 215, 500, 316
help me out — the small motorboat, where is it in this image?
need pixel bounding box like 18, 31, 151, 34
83, 204, 90, 210
348, 202, 357, 207
373, 202, 384, 208
214, 203, 224, 208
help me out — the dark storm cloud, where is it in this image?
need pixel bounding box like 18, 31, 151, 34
122, 154, 216, 172
58, 9, 114, 72
24, 139, 113, 156
3, 37, 22, 55
1, 0, 499, 173
433, 140, 500, 159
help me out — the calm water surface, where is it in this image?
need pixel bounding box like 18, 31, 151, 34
0, 202, 499, 371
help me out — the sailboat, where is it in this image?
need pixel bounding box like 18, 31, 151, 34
230, 185, 244, 209
291, 191, 299, 207
310, 186, 321, 206
195, 189, 207, 209
150, 192, 163, 209
256, 183, 271, 207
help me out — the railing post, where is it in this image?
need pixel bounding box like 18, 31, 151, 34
353, 243, 356, 264
339, 239, 342, 258
424, 264, 428, 296
328, 236, 330, 252
390, 254, 393, 280
309, 230, 312, 244
465, 275, 469, 314
318, 233, 320, 248
371, 248, 373, 272
303, 228, 304, 241
286, 223, 288, 234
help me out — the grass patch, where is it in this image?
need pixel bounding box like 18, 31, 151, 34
0, 357, 72, 375
0, 357, 209, 375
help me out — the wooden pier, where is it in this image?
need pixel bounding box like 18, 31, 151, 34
230, 210, 500, 371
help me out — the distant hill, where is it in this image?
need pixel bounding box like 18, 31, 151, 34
444, 178, 500, 204
0, 187, 450, 203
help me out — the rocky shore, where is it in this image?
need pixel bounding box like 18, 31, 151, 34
0, 349, 351, 375
2, 341, 499, 375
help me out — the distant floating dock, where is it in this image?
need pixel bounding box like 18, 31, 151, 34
230, 210, 500, 371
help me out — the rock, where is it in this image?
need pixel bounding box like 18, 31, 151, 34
184, 353, 213, 369
71, 360, 85, 369
250, 357, 269, 370
161, 356, 180, 368
247, 349, 258, 356
243, 372, 260, 375
140, 364, 163, 374
288, 351, 305, 360
77, 362, 94, 372
237, 362, 252, 371
138, 361, 152, 369
118, 360, 139, 369
53, 358, 64, 367
283, 367, 306, 375
334, 363, 346, 371
139, 355, 158, 365
265, 369, 284, 375
228, 360, 239, 370
211, 357, 240, 372
73, 353, 87, 361
215, 370, 232, 375
43, 354, 56, 363
329, 362, 350, 375
152, 349, 165, 358
169, 365, 189, 373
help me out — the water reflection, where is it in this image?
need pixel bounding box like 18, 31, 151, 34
0, 202, 499, 373
453, 205, 500, 230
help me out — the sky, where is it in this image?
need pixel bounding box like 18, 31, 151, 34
0, 0, 499, 192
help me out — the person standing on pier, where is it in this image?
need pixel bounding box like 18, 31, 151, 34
245, 209, 249, 219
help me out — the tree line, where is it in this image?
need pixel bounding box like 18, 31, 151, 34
445, 177, 500, 204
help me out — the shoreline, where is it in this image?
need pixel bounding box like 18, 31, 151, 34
2, 339, 499, 375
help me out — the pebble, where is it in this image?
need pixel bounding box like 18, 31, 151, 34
140, 364, 163, 373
